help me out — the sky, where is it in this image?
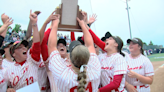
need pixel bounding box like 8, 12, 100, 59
0, 0, 164, 46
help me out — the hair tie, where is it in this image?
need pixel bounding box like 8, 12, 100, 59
80, 65, 87, 73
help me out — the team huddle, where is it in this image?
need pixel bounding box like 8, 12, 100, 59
0, 9, 154, 92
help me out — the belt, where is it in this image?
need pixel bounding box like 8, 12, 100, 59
134, 85, 149, 89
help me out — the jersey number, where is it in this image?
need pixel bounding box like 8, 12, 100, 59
70, 82, 92, 92
25, 76, 34, 85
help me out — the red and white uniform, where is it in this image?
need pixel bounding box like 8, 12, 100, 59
5, 50, 41, 90
98, 53, 107, 62
125, 54, 154, 92
48, 50, 101, 92
2, 59, 15, 69
38, 59, 48, 92
0, 68, 7, 92
100, 53, 127, 92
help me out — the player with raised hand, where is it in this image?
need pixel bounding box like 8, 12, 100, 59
0, 14, 13, 47
5, 10, 41, 92
48, 13, 101, 92
125, 38, 154, 92
39, 10, 60, 92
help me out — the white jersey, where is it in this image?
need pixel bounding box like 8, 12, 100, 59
98, 53, 107, 61
100, 53, 127, 92
46, 56, 70, 92
2, 59, 15, 69
48, 50, 101, 92
38, 60, 48, 92
4, 51, 41, 90
0, 68, 7, 92
125, 54, 154, 92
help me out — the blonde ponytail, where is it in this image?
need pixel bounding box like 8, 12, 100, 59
77, 68, 87, 92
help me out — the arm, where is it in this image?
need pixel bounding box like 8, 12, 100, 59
128, 71, 153, 84
77, 18, 95, 53
99, 75, 123, 92
25, 20, 32, 40
0, 16, 13, 37
41, 28, 51, 61
128, 59, 154, 84
85, 26, 105, 51
125, 81, 137, 92
71, 32, 75, 41
48, 14, 60, 55
26, 11, 41, 40
81, 12, 105, 51
29, 10, 41, 62
39, 10, 56, 44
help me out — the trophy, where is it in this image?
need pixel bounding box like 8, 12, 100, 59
56, 0, 83, 32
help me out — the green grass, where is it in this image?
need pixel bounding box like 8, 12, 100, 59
148, 53, 164, 62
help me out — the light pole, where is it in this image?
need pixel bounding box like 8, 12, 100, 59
126, 0, 132, 39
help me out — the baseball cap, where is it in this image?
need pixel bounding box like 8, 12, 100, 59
77, 37, 84, 45
57, 39, 66, 46
105, 32, 112, 39
2, 42, 14, 49
101, 37, 106, 42
10, 40, 29, 57
127, 38, 143, 47
0, 48, 5, 55
69, 41, 81, 53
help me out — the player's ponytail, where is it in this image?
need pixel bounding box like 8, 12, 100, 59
70, 45, 90, 92
120, 51, 125, 57
77, 67, 87, 92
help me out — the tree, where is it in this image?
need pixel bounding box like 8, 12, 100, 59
13, 24, 21, 33
143, 42, 147, 46
149, 41, 153, 45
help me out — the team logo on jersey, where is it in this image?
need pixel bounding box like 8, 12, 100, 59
101, 66, 114, 70
127, 65, 143, 70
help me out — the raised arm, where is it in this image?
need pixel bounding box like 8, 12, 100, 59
26, 11, 40, 40
48, 14, 60, 55
29, 10, 41, 62
39, 10, 56, 44
0, 18, 13, 35
81, 13, 105, 51
77, 17, 95, 53
1, 13, 13, 37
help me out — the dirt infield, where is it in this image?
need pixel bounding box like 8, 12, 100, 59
150, 61, 164, 92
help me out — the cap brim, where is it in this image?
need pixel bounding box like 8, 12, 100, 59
2, 42, 14, 49
15, 40, 28, 49
127, 39, 138, 44
105, 32, 112, 39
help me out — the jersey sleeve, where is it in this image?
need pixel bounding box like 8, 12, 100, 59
114, 56, 127, 75
27, 49, 41, 66
144, 58, 154, 76
48, 50, 66, 80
